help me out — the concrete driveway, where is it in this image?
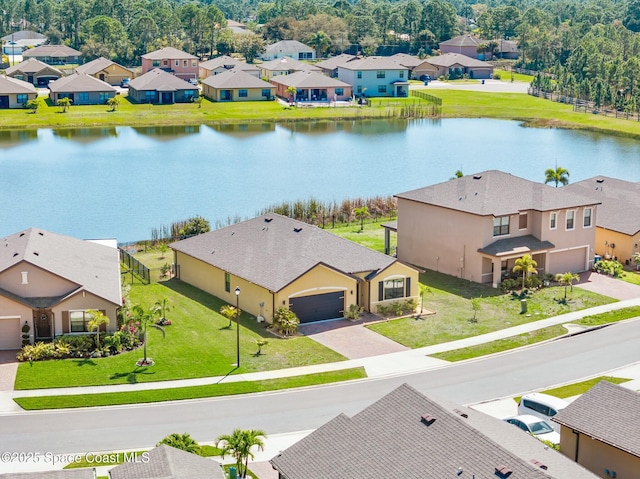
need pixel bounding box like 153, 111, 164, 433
576, 271, 640, 300
0, 350, 18, 391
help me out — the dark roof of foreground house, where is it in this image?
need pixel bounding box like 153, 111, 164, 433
22, 44, 80, 57
0, 75, 37, 94
0, 228, 121, 307
565, 176, 640, 235
395, 170, 599, 217
553, 381, 640, 458
48, 73, 116, 93
109, 445, 225, 479
270, 383, 599, 479
141, 46, 197, 60
170, 213, 401, 292
202, 69, 274, 89
6, 58, 61, 75
128, 68, 194, 91
0, 470, 95, 479
75, 57, 132, 76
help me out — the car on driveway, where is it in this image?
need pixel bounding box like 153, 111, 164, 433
517, 392, 569, 432
503, 414, 560, 445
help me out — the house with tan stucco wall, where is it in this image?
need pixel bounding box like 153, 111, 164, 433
0, 228, 122, 350
389, 171, 599, 288
170, 214, 419, 324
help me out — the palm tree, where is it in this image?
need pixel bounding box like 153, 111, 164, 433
57, 97, 72, 113
133, 304, 166, 366
513, 254, 538, 290
86, 309, 109, 349
544, 166, 570, 187
285, 86, 297, 103
217, 429, 267, 478
418, 283, 430, 316
353, 205, 369, 231
157, 433, 201, 455
220, 304, 239, 329
632, 251, 640, 270
555, 272, 580, 299
308, 30, 331, 58
154, 298, 171, 322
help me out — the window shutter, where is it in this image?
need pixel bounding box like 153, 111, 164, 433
99, 310, 107, 332
62, 311, 69, 334
378, 281, 384, 301
406, 277, 411, 297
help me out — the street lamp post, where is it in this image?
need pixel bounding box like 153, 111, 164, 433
235, 287, 240, 367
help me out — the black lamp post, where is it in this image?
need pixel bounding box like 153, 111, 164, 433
235, 287, 241, 367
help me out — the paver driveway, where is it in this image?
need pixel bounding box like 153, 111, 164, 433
576, 271, 640, 300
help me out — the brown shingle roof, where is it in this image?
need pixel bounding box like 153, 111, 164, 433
75, 56, 132, 75
1, 30, 46, 42
170, 214, 397, 292
270, 70, 350, 89
264, 40, 313, 56
0, 75, 36, 94
6, 58, 61, 75
338, 56, 409, 71
128, 68, 194, 91
425, 52, 494, 68
396, 170, 599, 217
142, 47, 196, 60
199, 55, 243, 70
22, 44, 80, 57
553, 381, 640, 457
315, 53, 356, 71
439, 34, 482, 47
202, 69, 273, 89
48, 73, 116, 93
390, 52, 423, 68
260, 56, 319, 72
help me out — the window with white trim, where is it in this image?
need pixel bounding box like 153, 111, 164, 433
493, 216, 510, 236
583, 207, 592, 227
69, 310, 95, 333
384, 278, 404, 300
549, 212, 557, 230
566, 210, 575, 230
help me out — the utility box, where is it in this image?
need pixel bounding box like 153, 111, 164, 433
520, 299, 527, 314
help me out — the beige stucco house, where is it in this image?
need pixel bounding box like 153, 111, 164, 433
0, 75, 37, 109
565, 176, 640, 265
198, 55, 260, 79
0, 228, 122, 350
201, 69, 274, 101
5, 58, 63, 86
419, 53, 494, 80
48, 73, 117, 105
391, 171, 599, 287
553, 381, 640, 479
75, 57, 133, 86
170, 214, 419, 323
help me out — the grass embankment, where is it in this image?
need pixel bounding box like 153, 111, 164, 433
513, 376, 631, 403
14, 367, 366, 410
493, 69, 534, 83
575, 306, 640, 326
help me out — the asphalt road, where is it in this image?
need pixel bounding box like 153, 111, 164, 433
1, 319, 639, 456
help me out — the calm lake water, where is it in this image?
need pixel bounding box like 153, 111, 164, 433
2, 118, 640, 243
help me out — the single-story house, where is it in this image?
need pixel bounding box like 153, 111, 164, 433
565, 176, 640, 264
201, 69, 274, 101
75, 57, 133, 86
259, 56, 321, 79
270, 70, 352, 102
199, 55, 260, 79
141, 46, 198, 81
226, 19, 254, 35
315, 53, 356, 78
48, 73, 117, 105
109, 445, 225, 479
170, 214, 419, 323
271, 383, 599, 479
262, 39, 315, 61
337, 56, 409, 97
0, 228, 122, 350
0, 75, 37, 108
0, 469, 95, 479
553, 381, 640, 479
127, 68, 199, 104
5, 58, 63, 86
22, 44, 81, 64
391, 170, 599, 288
439, 34, 519, 60
419, 53, 494, 79
1, 30, 47, 55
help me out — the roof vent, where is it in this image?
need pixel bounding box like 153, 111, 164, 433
596, 178, 605, 183
473, 175, 482, 180
231, 231, 235, 235
293, 227, 303, 233
19, 232, 25, 237
495, 465, 512, 477
13, 252, 18, 257
38, 232, 44, 236
530, 460, 548, 470
264, 218, 273, 223
453, 409, 468, 419
211, 249, 215, 254
421, 414, 436, 425
33, 251, 39, 256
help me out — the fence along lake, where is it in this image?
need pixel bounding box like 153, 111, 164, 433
2, 118, 640, 243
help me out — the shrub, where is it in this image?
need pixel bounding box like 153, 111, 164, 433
493, 72, 501, 80
500, 278, 520, 292
273, 307, 299, 336
376, 299, 417, 318
57, 334, 95, 356
344, 304, 364, 320
526, 275, 542, 289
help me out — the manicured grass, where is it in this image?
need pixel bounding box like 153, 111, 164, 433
618, 269, 640, 286
14, 367, 366, 410
430, 325, 568, 361
14, 281, 347, 390
366, 270, 616, 349
327, 217, 396, 253
541, 376, 631, 399
575, 306, 640, 326
129, 245, 174, 283
494, 69, 534, 83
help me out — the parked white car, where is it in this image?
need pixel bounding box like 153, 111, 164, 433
517, 392, 569, 432
504, 414, 560, 445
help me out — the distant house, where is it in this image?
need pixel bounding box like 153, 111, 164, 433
5, 58, 63, 86
337, 56, 409, 97
198, 55, 260, 79
418, 53, 494, 79
271, 383, 599, 479
141, 47, 198, 81
315, 53, 356, 78
553, 381, 640, 479
0, 228, 121, 350
22, 44, 81, 64
201, 69, 274, 101
262, 40, 314, 61
127, 68, 198, 104
389, 52, 423, 78
226, 19, 254, 35
48, 73, 117, 105
270, 70, 352, 102
0, 75, 37, 108
75, 57, 133, 86
439, 34, 519, 60
259, 56, 321, 79
170, 214, 419, 323
1, 30, 47, 54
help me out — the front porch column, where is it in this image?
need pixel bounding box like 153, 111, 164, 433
492, 259, 502, 288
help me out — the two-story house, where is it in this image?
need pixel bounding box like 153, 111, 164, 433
390, 171, 599, 288
337, 57, 409, 97
141, 47, 198, 81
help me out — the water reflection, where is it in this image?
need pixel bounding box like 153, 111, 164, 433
52, 127, 118, 143
208, 123, 275, 137
278, 119, 414, 135
0, 129, 39, 148
131, 125, 200, 141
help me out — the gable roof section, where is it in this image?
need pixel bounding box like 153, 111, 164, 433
0, 228, 121, 306
338, 56, 409, 71
75, 56, 132, 75
271, 383, 598, 479
315, 53, 356, 71
553, 381, 640, 458
425, 53, 493, 68
48, 73, 116, 93
260, 56, 312, 72
170, 213, 397, 292
202, 69, 273, 89
396, 170, 599, 217
265, 40, 313, 55
199, 55, 243, 71
128, 68, 194, 91
389, 52, 423, 68
440, 34, 482, 47
270, 70, 351, 89
109, 445, 225, 479
0, 75, 36, 94
1, 30, 47, 42
142, 47, 196, 60
6, 58, 62, 75
22, 44, 80, 57
564, 176, 640, 235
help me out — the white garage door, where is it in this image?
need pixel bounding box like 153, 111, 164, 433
549, 248, 587, 275
0, 317, 21, 350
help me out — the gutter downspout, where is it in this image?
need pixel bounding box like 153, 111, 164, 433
573, 429, 580, 462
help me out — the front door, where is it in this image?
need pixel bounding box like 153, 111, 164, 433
27, 75, 34, 84
34, 309, 52, 340
161, 92, 173, 104
0, 96, 8, 109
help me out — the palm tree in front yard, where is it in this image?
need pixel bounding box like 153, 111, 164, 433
217, 428, 267, 478
513, 254, 538, 290
555, 272, 580, 300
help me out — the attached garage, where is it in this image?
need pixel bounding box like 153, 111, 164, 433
0, 317, 21, 350
0, 96, 9, 109
290, 291, 345, 323
548, 247, 588, 274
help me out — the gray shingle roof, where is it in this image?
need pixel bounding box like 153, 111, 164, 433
109, 445, 225, 479
440, 34, 482, 47
396, 170, 599, 217
201, 69, 273, 89
425, 53, 494, 68
315, 53, 356, 71
6, 58, 62, 75
0, 470, 94, 479
271, 383, 599, 479
141, 47, 197, 60
389, 52, 423, 68
264, 40, 313, 55
479, 235, 555, 256
75, 57, 132, 76
564, 176, 640, 235
48, 73, 116, 93
22, 44, 81, 57
170, 214, 397, 292
338, 56, 409, 71
1, 30, 47, 42
259, 56, 319, 72
0, 228, 121, 306
553, 381, 640, 457
199, 55, 243, 71
269, 70, 350, 89
128, 68, 194, 91
0, 75, 36, 94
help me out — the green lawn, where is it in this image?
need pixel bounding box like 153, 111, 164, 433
493, 69, 534, 83
326, 218, 395, 253
15, 281, 347, 390
366, 270, 616, 349
512, 377, 631, 403
618, 269, 640, 286
575, 306, 640, 326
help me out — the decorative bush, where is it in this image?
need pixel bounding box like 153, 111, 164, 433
594, 259, 623, 277
272, 307, 300, 336
376, 299, 417, 318
500, 278, 520, 292
344, 304, 364, 320
525, 275, 542, 289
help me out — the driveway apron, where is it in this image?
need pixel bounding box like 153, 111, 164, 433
0, 350, 18, 391
576, 271, 640, 300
